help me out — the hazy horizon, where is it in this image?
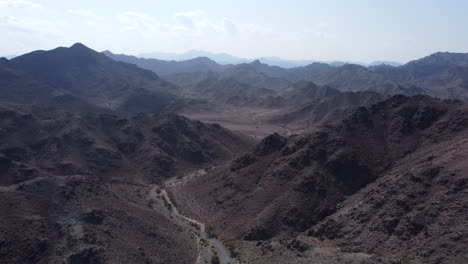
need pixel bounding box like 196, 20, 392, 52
1, 0, 468, 63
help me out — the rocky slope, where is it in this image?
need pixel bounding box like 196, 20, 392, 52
172, 95, 468, 263
0, 58, 104, 113
0, 104, 252, 264
272, 89, 385, 130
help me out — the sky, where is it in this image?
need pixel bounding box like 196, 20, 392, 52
1, 0, 468, 63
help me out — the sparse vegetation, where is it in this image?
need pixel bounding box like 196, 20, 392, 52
211, 253, 220, 264
206, 226, 218, 239
166, 190, 179, 209
227, 244, 239, 258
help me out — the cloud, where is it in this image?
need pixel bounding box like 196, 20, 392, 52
117, 9, 273, 39
114, 9, 317, 58
118, 11, 160, 34
223, 18, 238, 35
0, 15, 55, 33
314, 22, 330, 39
174, 10, 203, 29
68, 9, 103, 21
0, 14, 65, 55
0, 0, 41, 9
172, 10, 225, 36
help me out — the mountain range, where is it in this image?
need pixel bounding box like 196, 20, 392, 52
139, 49, 401, 68
105, 49, 468, 100
1, 43, 468, 264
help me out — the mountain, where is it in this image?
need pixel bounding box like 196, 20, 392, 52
272, 89, 385, 130
138, 50, 400, 68
256, 57, 316, 68
367, 61, 401, 67
0, 104, 252, 264
104, 51, 292, 90
138, 50, 317, 67
269, 82, 385, 131
217, 61, 291, 90
164, 59, 293, 91
0, 58, 105, 113
11, 43, 180, 114
3, 43, 468, 264
188, 77, 280, 107
0, 57, 65, 104
373, 52, 468, 99
103, 50, 225, 76
107, 49, 468, 100
170, 95, 468, 263
279, 81, 340, 105
139, 49, 249, 65
105, 50, 468, 100
286, 52, 468, 99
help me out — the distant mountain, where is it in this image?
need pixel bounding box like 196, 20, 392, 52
188, 78, 282, 108
138, 49, 400, 68
106, 49, 468, 100
217, 60, 291, 90
283, 52, 468, 99
371, 52, 468, 99
160, 59, 293, 91
368, 60, 401, 67
139, 50, 249, 65
11, 43, 181, 114
103, 50, 225, 75
256, 57, 316, 68
279, 80, 341, 105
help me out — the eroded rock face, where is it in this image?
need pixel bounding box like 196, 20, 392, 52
244, 227, 274, 241
68, 247, 104, 264
230, 154, 257, 172
0, 154, 11, 173
0, 105, 252, 264
254, 133, 287, 156
175, 95, 468, 264
81, 210, 106, 225
0, 106, 251, 184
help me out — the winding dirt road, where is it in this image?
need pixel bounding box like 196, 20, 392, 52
148, 172, 236, 264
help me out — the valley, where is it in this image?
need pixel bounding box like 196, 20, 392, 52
1, 42, 468, 264
180, 107, 292, 139
149, 176, 236, 264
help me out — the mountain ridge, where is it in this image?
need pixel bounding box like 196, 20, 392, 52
104, 48, 468, 100
171, 94, 468, 263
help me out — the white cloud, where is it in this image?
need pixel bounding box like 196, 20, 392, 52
0, 14, 67, 55
68, 9, 103, 21
0, 15, 57, 34
117, 9, 273, 40
174, 10, 203, 29
172, 10, 225, 36
0, 0, 41, 9
118, 11, 160, 34
223, 18, 238, 35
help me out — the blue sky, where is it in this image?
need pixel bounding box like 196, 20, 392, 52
1, 0, 467, 63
